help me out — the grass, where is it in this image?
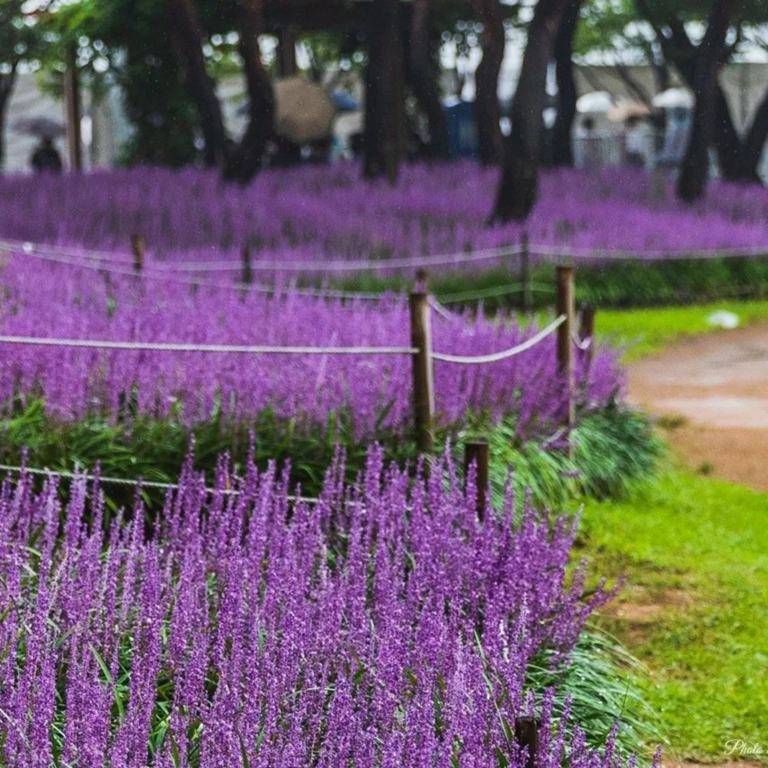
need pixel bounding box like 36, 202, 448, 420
596, 299, 768, 362
573, 470, 768, 762
329, 255, 768, 311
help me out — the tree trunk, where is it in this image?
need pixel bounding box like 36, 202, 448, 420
224, 0, 275, 183
166, 0, 228, 167
0, 71, 16, 172
551, 0, 583, 167
363, 0, 405, 183
472, 0, 505, 166
492, 0, 576, 222
677, 0, 740, 203
409, 0, 450, 160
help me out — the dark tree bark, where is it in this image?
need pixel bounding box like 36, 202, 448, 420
409, 0, 450, 160
167, 0, 274, 182
638, 0, 765, 186
551, 0, 584, 167
224, 0, 275, 182
0, 70, 16, 172
677, 0, 741, 202
167, 0, 228, 167
492, 0, 578, 222
363, 0, 405, 183
472, 0, 505, 165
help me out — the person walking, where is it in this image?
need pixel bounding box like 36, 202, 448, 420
30, 136, 63, 173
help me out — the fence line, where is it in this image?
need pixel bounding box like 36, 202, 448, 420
431, 316, 566, 364
437, 282, 555, 304
3, 242, 404, 302
0, 463, 322, 504
533, 242, 768, 261
2, 238, 522, 274
7, 236, 768, 276
0, 335, 418, 356
0, 266, 583, 449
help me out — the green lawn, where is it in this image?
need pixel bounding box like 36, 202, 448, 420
596, 300, 768, 362
574, 471, 768, 762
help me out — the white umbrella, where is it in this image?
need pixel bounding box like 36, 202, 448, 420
652, 88, 695, 110
576, 91, 613, 114
12, 116, 66, 138
274, 77, 335, 144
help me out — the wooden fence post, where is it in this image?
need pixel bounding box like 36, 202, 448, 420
131, 234, 145, 275
410, 290, 435, 453
520, 231, 531, 313
514, 717, 540, 768
464, 440, 489, 521
241, 243, 253, 286
579, 303, 596, 368
556, 265, 575, 431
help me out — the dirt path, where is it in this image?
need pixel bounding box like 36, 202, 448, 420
629, 323, 768, 492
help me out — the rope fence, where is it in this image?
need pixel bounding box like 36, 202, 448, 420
0, 463, 321, 504
5, 236, 768, 276
5, 236, 768, 309
0, 335, 418, 356
0, 252, 591, 449
432, 315, 566, 364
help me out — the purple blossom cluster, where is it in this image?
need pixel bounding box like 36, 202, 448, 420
1, 163, 767, 270
0, 251, 623, 439
0, 445, 635, 766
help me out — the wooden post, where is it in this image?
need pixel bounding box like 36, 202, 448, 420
579, 303, 596, 368
131, 234, 145, 274
520, 231, 531, 314
63, 47, 82, 171
556, 265, 575, 430
464, 440, 489, 522
242, 243, 253, 286
514, 717, 540, 768
410, 291, 435, 453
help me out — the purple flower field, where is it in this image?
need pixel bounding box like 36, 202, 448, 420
0, 445, 638, 766
1, 164, 767, 274
0, 250, 622, 440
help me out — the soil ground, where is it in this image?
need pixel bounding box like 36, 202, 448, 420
628, 323, 768, 492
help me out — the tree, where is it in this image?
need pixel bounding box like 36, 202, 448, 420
551, 0, 586, 166
638, 0, 768, 186
0, 0, 42, 171
363, 0, 405, 182
408, 0, 450, 160
676, 0, 741, 202
492, 0, 580, 222
167, 0, 274, 182
471, 0, 505, 165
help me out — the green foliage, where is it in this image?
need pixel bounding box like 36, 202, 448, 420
471, 407, 662, 510
526, 628, 665, 760
0, 0, 43, 71
0, 398, 660, 513
330, 255, 768, 313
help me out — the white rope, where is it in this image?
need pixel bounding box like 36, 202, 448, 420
437, 282, 555, 304
571, 332, 593, 352
0, 463, 322, 503
432, 315, 566, 365
4, 242, 396, 301
146, 244, 523, 273
0, 335, 418, 356
7, 236, 768, 274
532, 243, 768, 261
1, 239, 135, 264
